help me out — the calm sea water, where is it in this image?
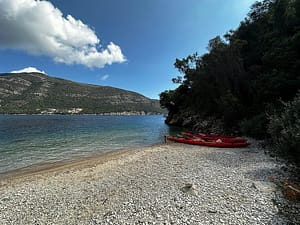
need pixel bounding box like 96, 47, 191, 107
0, 115, 173, 174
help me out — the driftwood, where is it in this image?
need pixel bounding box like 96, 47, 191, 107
269, 176, 300, 201
283, 181, 300, 201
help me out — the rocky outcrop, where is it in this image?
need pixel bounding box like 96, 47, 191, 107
165, 110, 229, 134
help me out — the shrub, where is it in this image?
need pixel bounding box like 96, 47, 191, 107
240, 113, 269, 139
267, 93, 300, 164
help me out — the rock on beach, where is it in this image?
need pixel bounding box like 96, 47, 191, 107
0, 142, 293, 224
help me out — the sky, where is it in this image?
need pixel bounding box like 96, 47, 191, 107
0, 0, 256, 99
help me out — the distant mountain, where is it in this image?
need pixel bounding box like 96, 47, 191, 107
0, 72, 164, 114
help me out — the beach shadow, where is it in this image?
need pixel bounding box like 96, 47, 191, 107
245, 167, 285, 182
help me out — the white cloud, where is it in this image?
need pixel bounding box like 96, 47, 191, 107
0, 0, 126, 68
10, 67, 46, 74
101, 74, 109, 81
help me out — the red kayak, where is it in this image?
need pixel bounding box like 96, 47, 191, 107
186, 131, 236, 138
181, 132, 248, 143
166, 136, 250, 148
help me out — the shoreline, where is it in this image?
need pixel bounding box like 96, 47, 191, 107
0, 142, 296, 224
0, 113, 164, 116
0, 144, 152, 185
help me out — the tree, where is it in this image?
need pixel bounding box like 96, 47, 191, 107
268, 93, 300, 164
160, 0, 300, 137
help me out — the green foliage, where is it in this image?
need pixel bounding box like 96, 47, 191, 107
160, 0, 300, 139
159, 90, 176, 111
240, 113, 269, 139
267, 94, 300, 164
217, 90, 243, 126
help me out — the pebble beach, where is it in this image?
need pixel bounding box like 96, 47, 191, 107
0, 141, 296, 224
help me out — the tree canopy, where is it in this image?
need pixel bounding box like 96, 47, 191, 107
160, 0, 300, 137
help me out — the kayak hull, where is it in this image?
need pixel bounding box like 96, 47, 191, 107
166, 136, 250, 148
180, 132, 248, 143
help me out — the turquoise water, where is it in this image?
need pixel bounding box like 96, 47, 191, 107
0, 115, 171, 174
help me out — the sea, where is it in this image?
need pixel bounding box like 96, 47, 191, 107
0, 115, 177, 174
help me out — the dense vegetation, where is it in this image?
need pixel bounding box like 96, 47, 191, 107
268, 94, 300, 162
160, 0, 300, 163
0, 73, 163, 114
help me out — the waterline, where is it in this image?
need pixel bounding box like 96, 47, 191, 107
0, 115, 170, 174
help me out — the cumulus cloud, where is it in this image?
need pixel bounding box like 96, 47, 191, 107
10, 67, 46, 74
0, 0, 126, 68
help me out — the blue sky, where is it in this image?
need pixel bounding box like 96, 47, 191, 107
0, 0, 256, 99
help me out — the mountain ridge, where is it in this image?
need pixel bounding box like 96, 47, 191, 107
0, 72, 163, 114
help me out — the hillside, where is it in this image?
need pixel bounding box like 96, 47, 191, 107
0, 72, 163, 114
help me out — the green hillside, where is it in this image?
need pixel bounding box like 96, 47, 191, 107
0, 72, 163, 114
